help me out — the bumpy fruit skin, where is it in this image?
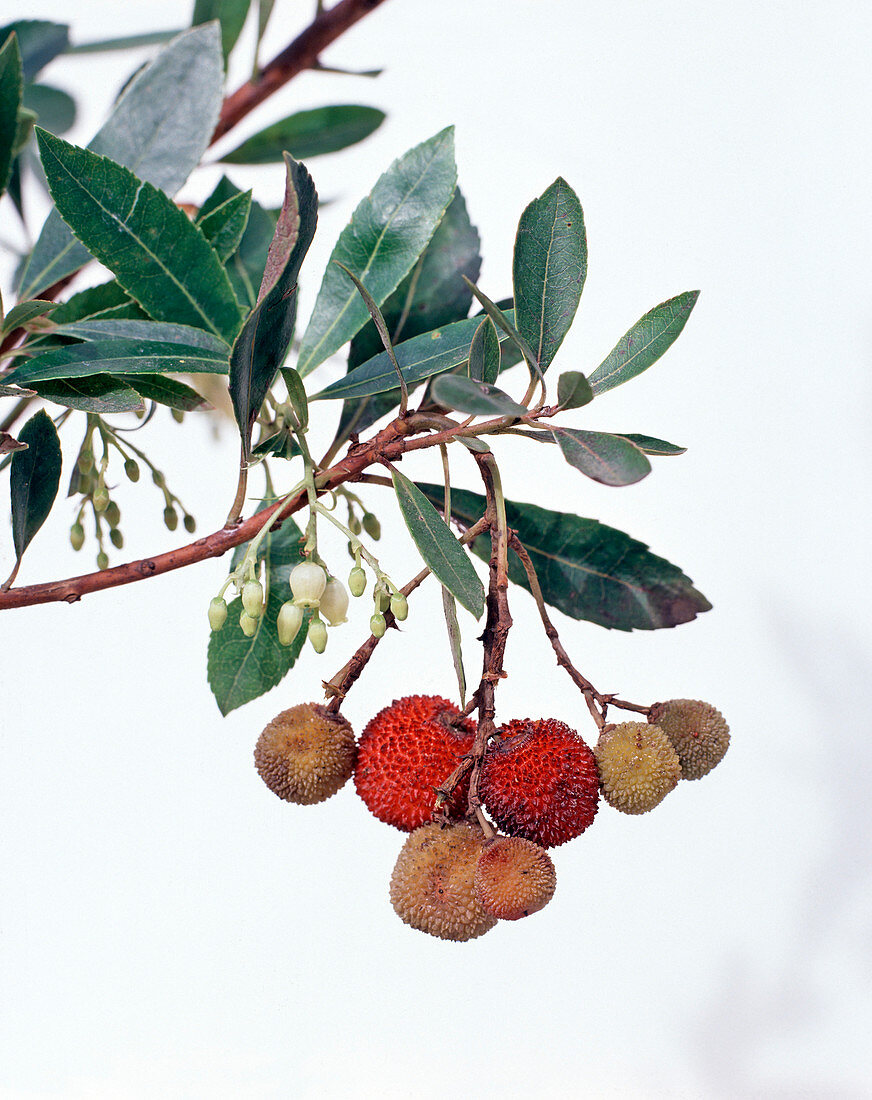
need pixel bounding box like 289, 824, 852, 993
354, 695, 475, 830
479, 719, 599, 847
594, 721, 681, 814
390, 822, 497, 941
649, 699, 730, 780
474, 836, 556, 920
254, 703, 356, 805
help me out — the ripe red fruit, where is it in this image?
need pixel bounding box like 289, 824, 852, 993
354, 695, 475, 830
479, 718, 599, 847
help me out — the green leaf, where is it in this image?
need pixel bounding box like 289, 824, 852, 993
22, 83, 76, 135
391, 467, 484, 618
221, 104, 386, 164
53, 319, 230, 353
229, 156, 317, 460
252, 427, 301, 460
467, 316, 500, 383
18, 24, 224, 300
281, 367, 308, 431
430, 374, 527, 417
120, 374, 210, 412
313, 309, 517, 402
207, 510, 308, 715
463, 277, 538, 370
0, 298, 56, 337
0, 33, 22, 198
441, 587, 466, 706
0, 21, 68, 81
551, 426, 651, 487
617, 433, 686, 456
298, 127, 458, 376
513, 177, 586, 372
31, 375, 143, 413
4, 339, 230, 386
226, 199, 277, 311
556, 370, 593, 409
66, 29, 184, 54
36, 130, 243, 343
588, 291, 700, 395
418, 485, 712, 631
193, 0, 250, 62
45, 281, 142, 325
9, 409, 62, 560
198, 189, 252, 263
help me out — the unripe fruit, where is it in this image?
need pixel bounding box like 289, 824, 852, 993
480, 718, 599, 847
355, 695, 475, 830
70, 523, 85, 551
649, 699, 729, 780
124, 458, 140, 482
93, 486, 109, 512
208, 597, 228, 632
348, 564, 366, 597
109, 527, 124, 550
369, 611, 386, 638
254, 702, 356, 805
239, 610, 259, 637
362, 512, 380, 540
389, 822, 497, 942
320, 577, 349, 625
594, 722, 681, 814
96, 551, 109, 570
289, 560, 327, 607
277, 601, 304, 646
163, 506, 178, 531
474, 836, 556, 920
308, 616, 328, 653
390, 593, 408, 621
242, 579, 264, 618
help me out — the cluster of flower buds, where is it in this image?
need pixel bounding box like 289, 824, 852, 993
345, 549, 407, 638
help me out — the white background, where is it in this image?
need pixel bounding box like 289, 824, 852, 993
2, 1, 871, 1096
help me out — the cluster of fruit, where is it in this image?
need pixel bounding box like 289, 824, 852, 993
253, 693, 729, 941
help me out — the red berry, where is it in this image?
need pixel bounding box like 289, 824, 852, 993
479, 718, 599, 847
354, 695, 475, 831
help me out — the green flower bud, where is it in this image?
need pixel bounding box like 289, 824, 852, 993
96, 550, 109, 570
308, 616, 328, 653
348, 565, 367, 597
77, 449, 93, 474
277, 601, 304, 646
109, 527, 124, 550
171, 408, 185, 423
104, 501, 121, 529
183, 514, 196, 534
124, 458, 140, 482
242, 579, 264, 618
208, 597, 228, 632
239, 610, 259, 637
348, 513, 362, 535
70, 523, 85, 551
390, 592, 408, 621
93, 486, 110, 512
362, 512, 381, 540
373, 587, 391, 614
289, 560, 327, 608
163, 506, 178, 531
152, 470, 166, 489
370, 611, 386, 638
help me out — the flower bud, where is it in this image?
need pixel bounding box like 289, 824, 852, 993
152, 470, 166, 488
277, 601, 304, 646
93, 486, 110, 512
208, 597, 228, 632
239, 610, 259, 637
289, 560, 327, 607
104, 501, 121, 528
183, 514, 196, 534
348, 564, 367, 597
109, 527, 124, 550
96, 551, 109, 570
77, 449, 93, 474
362, 512, 381, 540
308, 616, 328, 653
349, 513, 362, 535
70, 522, 85, 551
320, 577, 349, 626
390, 592, 408, 621
242, 579, 264, 618
124, 458, 140, 482
163, 506, 178, 531
370, 611, 386, 638
171, 409, 185, 424
373, 587, 390, 614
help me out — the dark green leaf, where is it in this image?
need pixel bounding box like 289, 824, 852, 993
391, 467, 484, 618
221, 104, 385, 164
193, 0, 250, 62
551, 426, 651, 487
66, 29, 184, 54
418, 485, 712, 631
430, 374, 527, 417
0, 33, 22, 197
22, 83, 76, 135
9, 409, 62, 559
0, 298, 56, 337
441, 587, 466, 706
313, 309, 517, 402
31, 375, 143, 413
556, 370, 593, 409
281, 367, 308, 430
617, 433, 686, 456
226, 199, 277, 311
588, 291, 700, 395
197, 175, 240, 222
0, 21, 68, 81
5, 339, 230, 386
468, 316, 500, 383
229, 156, 317, 459
298, 127, 457, 376
18, 24, 224, 299
198, 189, 252, 263
252, 427, 301, 460
513, 177, 586, 372
36, 130, 243, 343
120, 374, 210, 411
53, 318, 230, 353
46, 281, 142, 325
207, 509, 308, 714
